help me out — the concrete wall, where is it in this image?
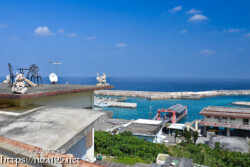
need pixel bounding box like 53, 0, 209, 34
95, 90, 250, 100
204, 116, 249, 125
66, 129, 95, 162
66, 136, 87, 160
33, 91, 94, 109
85, 128, 95, 162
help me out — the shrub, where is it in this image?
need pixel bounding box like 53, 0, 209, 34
95, 131, 168, 162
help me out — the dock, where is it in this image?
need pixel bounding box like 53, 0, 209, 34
95, 96, 136, 108
95, 90, 250, 100
107, 101, 137, 108
231, 101, 250, 107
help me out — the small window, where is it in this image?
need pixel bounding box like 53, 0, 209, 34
214, 117, 220, 119
222, 117, 227, 119
206, 116, 211, 119
230, 118, 235, 120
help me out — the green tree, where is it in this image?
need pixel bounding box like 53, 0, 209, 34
192, 131, 199, 144
183, 130, 192, 144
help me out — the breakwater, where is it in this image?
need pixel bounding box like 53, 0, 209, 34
231, 101, 250, 107
95, 90, 250, 100
107, 101, 137, 108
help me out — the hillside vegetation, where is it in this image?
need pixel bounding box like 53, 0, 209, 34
95, 131, 250, 166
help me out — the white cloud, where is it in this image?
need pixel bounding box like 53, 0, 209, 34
181, 29, 187, 34
199, 49, 215, 55
9, 37, 19, 41
116, 43, 126, 47
244, 33, 250, 37
223, 28, 244, 33
34, 26, 54, 36
189, 14, 208, 22
186, 8, 202, 14
58, 29, 64, 34
86, 36, 97, 40
168, 6, 182, 13
67, 33, 77, 37
0, 24, 8, 29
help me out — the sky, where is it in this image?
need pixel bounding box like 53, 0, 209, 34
0, 0, 249, 78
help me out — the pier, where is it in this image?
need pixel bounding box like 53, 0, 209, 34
95, 90, 250, 100
94, 96, 136, 108
107, 101, 137, 108
231, 101, 250, 107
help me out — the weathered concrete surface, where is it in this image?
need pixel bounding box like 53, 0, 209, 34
95, 119, 131, 131
196, 136, 250, 153
0, 136, 104, 167
0, 107, 111, 151
95, 90, 250, 100
231, 101, 250, 107
0, 84, 113, 96
0, 84, 113, 107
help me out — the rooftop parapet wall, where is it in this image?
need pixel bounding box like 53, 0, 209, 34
0, 84, 113, 107
95, 90, 250, 100
0, 84, 113, 100
0, 136, 104, 167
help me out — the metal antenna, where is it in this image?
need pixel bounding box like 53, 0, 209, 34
48, 61, 62, 76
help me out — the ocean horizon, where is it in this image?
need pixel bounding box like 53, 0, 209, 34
1, 76, 249, 92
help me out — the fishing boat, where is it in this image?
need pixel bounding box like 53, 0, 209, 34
94, 101, 111, 107
154, 104, 187, 123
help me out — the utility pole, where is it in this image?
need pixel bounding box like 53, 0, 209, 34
149, 106, 152, 120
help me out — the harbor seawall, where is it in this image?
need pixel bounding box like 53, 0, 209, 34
94, 90, 250, 100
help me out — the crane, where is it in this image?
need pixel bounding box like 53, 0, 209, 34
157, 108, 176, 123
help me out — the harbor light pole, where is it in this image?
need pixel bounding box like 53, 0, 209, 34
149, 106, 152, 120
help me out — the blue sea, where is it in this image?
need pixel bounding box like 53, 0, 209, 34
1, 76, 250, 122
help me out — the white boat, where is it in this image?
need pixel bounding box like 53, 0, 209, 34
94, 101, 111, 107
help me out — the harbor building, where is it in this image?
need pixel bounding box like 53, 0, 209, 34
199, 106, 250, 137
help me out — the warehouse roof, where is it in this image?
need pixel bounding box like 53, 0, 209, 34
199, 106, 250, 118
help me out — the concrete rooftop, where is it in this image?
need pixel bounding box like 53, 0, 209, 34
121, 123, 163, 136
200, 106, 250, 118
0, 106, 109, 151
0, 83, 113, 100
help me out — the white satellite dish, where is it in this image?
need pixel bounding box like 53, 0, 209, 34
48, 61, 62, 84
49, 73, 58, 84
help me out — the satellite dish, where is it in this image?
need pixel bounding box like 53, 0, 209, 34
49, 73, 58, 84
48, 61, 62, 84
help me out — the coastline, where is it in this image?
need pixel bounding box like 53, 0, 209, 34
95, 89, 250, 100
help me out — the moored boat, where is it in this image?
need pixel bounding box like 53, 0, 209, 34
154, 104, 187, 123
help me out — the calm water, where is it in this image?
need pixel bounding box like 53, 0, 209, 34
101, 95, 250, 123
1, 76, 249, 122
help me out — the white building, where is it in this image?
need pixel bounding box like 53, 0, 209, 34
200, 106, 250, 137
121, 119, 166, 143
